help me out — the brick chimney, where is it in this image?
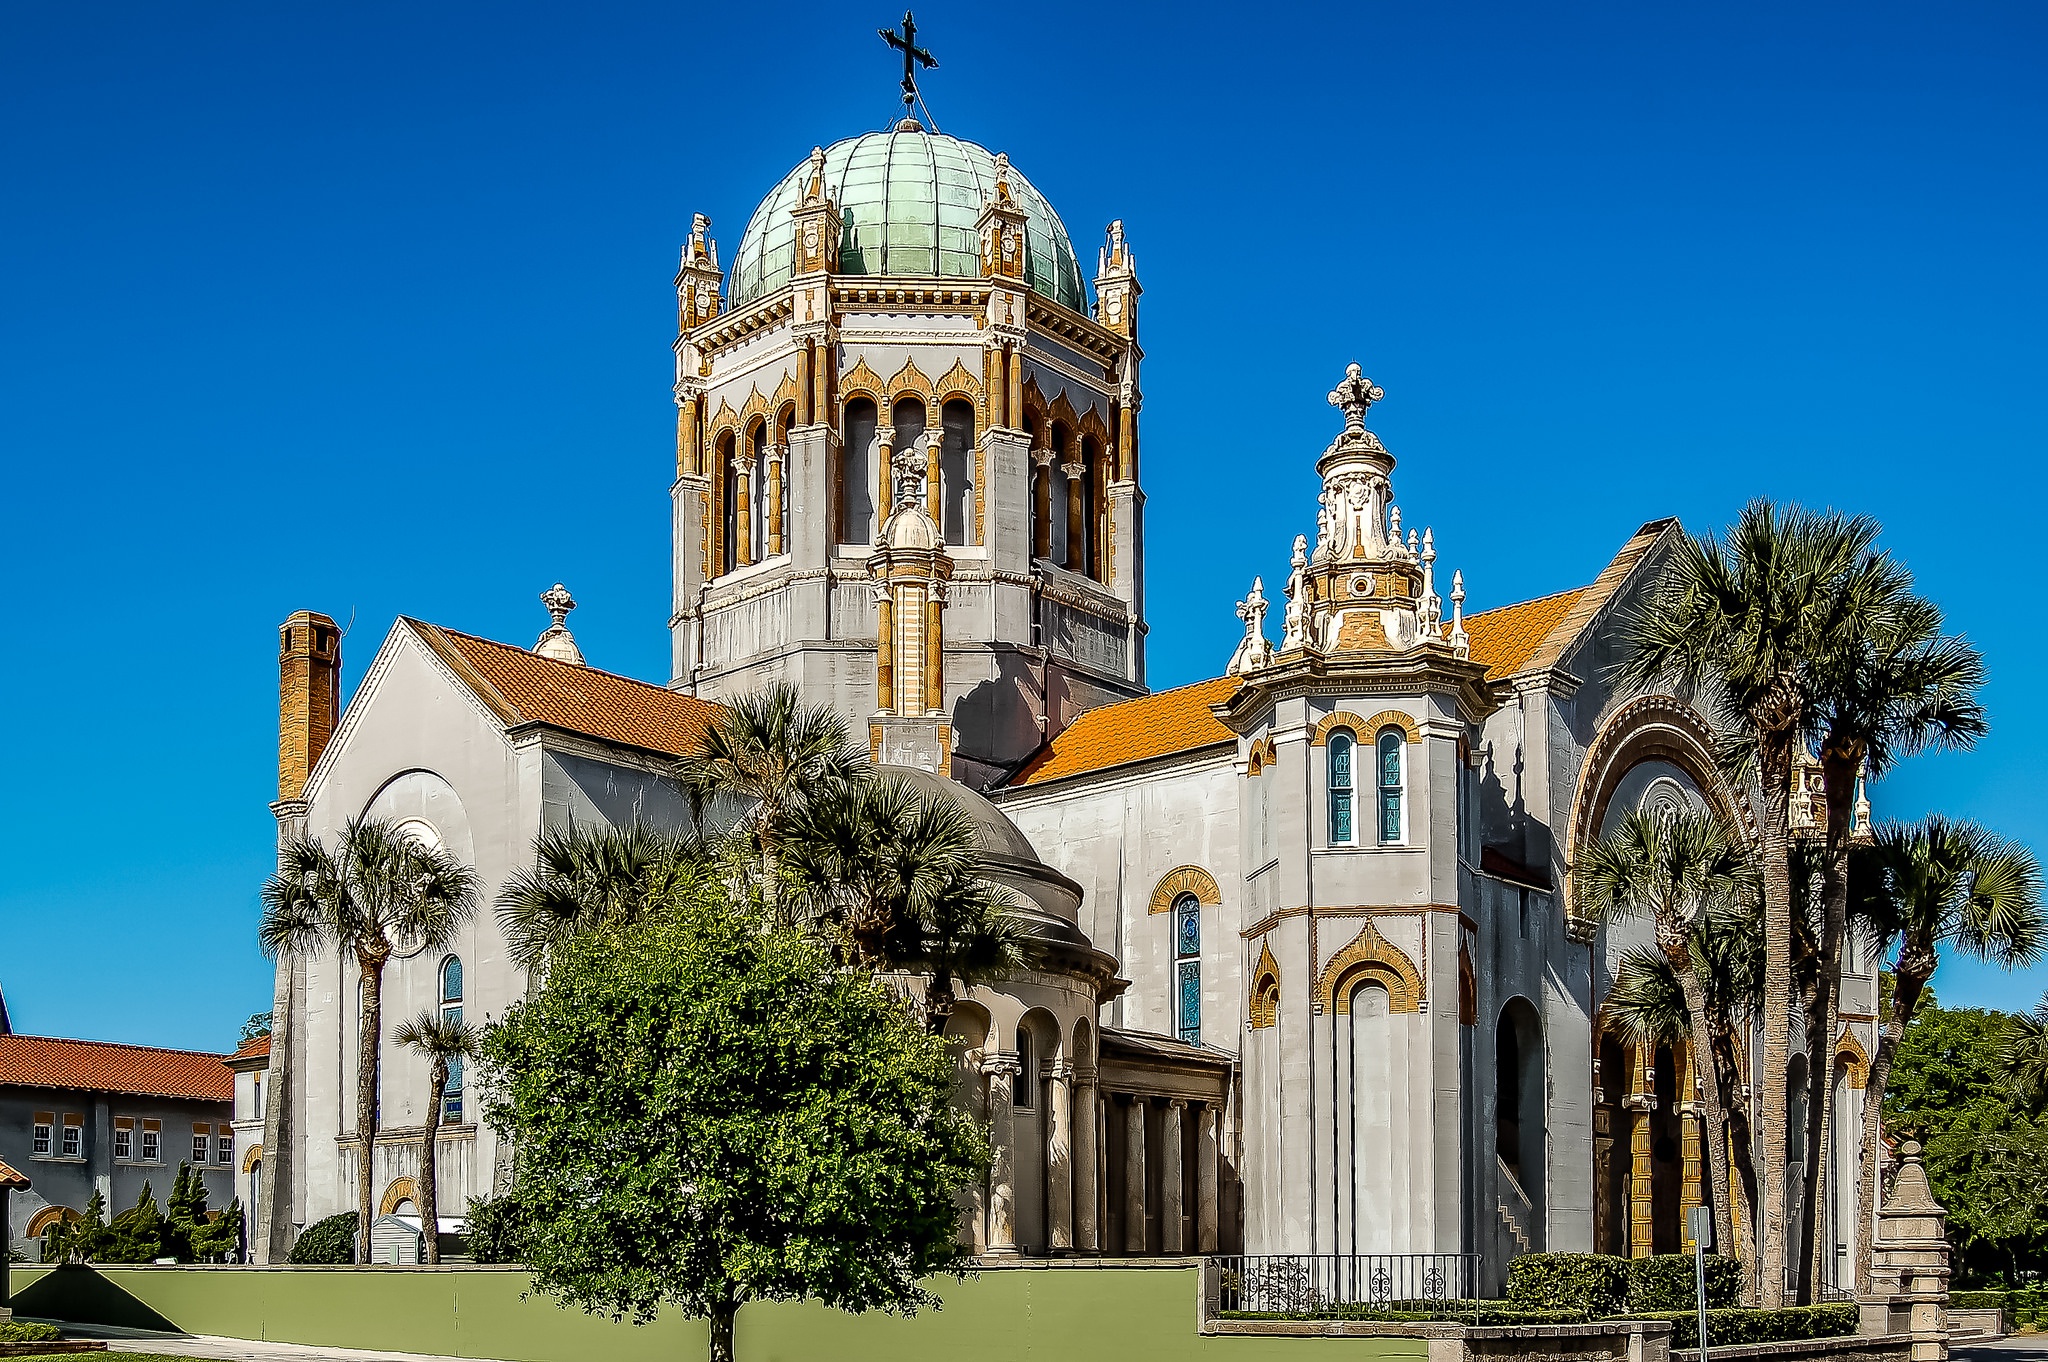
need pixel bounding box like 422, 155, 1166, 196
277, 611, 341, 802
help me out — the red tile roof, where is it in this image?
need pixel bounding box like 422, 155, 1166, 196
0, 1035, 233, 1103
408, 621, 721, 759
0, 1157, 27, 1190
229, 1033, 272, 1064
1011, 678, 1239, 787
1463, 589, 1589, 679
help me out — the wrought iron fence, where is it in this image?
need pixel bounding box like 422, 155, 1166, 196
1213, 1253, 1483, 1314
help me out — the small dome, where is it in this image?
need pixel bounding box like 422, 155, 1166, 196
882, 504, 943, 552
727, 128, 1087, 313
881, 764, 1041, 864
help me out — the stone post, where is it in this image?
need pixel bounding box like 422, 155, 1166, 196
982, 1055, 1022, 1258
1073, 1066, 1100, 1252
1196, 1102, 1220, 1253
1048, 1062, 1074, 1252
730, 454, 752, 567
1125, 1096, 1148, 1254
1859, 1141, 1950, 1361
1161, 1099, 1186, 1254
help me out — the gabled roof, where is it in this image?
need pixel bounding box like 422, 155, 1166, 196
0, 1157, 27, 1190
0, 1035, 233, 1103
1004, 521, 1680, 791
227, 1033, 271, 1070
1010, 677, 1238, 788
406, 620, 721, 759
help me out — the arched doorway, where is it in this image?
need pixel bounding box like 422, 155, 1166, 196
1496, 998, 1546, 1250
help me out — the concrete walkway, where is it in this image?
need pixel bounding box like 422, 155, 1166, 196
32, 1321, 521, 1362
1958, 1341, 2048, 1362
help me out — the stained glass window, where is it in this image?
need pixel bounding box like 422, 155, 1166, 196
1174, 893, 1201, 1044
1378, 730, 1404, 844
441, 956, 464, 1123
1328, 732, 1355, 844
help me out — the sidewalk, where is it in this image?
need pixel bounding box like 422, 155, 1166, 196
37, 1322, 520, 1362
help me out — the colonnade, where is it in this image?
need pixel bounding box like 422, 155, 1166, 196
975, 1053, 1224, 1257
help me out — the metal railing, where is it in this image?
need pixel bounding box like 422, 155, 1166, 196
1213, 1253, 1483, 1314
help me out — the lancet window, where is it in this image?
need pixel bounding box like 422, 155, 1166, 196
940, 398, 975, 544
1328, 730, 1356, 845
841, 398, 878, 543
440, 955, 464, 1122
1174, 892, 1202, 1044
1377, 729, 1405, 845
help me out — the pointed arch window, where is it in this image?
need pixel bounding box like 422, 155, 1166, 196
440, 955, 464, 1123
1377, 729, 1405, 845
1328, 730, 1356, 845
1174, 892, 1202, 1044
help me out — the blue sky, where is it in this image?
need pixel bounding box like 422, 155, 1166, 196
3, 2, 2045, 1050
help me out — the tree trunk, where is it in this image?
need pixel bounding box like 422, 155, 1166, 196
1856, 955, 1929, 1292
356, 951, 387, 1266
1755, 727, 1797, 1306
421, 1059, 445, 1265
1798, 744, 1860, 1301
1674, 958, 1739, 1270
925, 973, 957, 1035
708, 1301, 737, 1362
760, 836, 780, 928
1709, 1025, 1760, 1297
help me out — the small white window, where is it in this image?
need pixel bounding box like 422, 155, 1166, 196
31, 1120, 52, 1157
61, 1117, 82, 1158
193, 1128, 211, 1164
113, 1124, 132, 1161
217, 1129, 234, 1165
140, 1127, 161, 1163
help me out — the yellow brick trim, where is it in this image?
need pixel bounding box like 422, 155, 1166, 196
1836, 1029, 1871, 1090
1148, 865, 1220, 915
1249, 941, 1282, 1030
1317, 925, 1424, 1014
1311, 709, 1421, 748
380, 1177, 417, 1216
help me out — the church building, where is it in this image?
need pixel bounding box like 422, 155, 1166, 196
245, 50, 1879, 1293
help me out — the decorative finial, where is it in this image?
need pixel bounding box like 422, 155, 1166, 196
892, 437, 929, 503
1450, 570, 1469, 658
805, 146, 828, 199
1230, 577, 1273, 676
688, 214, 713, 265
1326, 363, 1385, 436
993, 151, 1012, 199
880, 11, 937, 115
534, 584, 585, 667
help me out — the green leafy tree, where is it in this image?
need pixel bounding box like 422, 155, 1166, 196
105, 1182, 164, 1263
1617, 500, 1911, 1302
288, 1211, 358, 1265
464, 1194, 527, 1264
1852, 819, 2043, 1288
480, 883, 986, 1362
161, 1161, 209, 1262
674, 683, 868, 925
240, 1012, 274, 1044
495, 824, 710, 971
190, 1198, 244, 1261
259, 815, 482, 1265
47, 1189, 109, 1264
1580, 807, 1756, 1272
394, 1009, 473, 1263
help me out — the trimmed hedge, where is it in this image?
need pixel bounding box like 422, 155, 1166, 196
287, 1211, 358, 1265
1624, 1303, 1860, 1349
1508, 1253, 1633, 1316
0, 1323, 63, 1343
1627, 1253, 1744, 1311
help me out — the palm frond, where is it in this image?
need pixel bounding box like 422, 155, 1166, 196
394, 1008, 473, 1058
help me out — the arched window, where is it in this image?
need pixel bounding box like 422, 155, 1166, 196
440, 956, 464, 1123
1328, 731, 1356, 845
1377, 729, 1405, 845
1012, 1026, 1034, 1109
1047, 425, 1071, 566
717, 431, 740, 575
1080, 434, 1102, 579
940, 398, 975, 545
892, 396, 928, 516
1174, 892, 1202, 1044
749, 422, 770, 563
841, 398, 877, 543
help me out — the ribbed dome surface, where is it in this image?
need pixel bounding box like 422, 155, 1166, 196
726, 127, 1086, 313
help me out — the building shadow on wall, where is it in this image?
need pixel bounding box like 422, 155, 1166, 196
13, 1265, 181, 1333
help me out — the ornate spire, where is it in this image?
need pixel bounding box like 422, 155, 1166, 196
1229, 578, 1273, 676
1326, 363, 1384, 436
534, 583, 585, 666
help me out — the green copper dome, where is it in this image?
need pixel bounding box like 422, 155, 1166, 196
726, 125, 1086, 313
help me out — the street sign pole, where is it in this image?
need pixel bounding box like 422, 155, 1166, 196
1688, 1204, 1714, 1362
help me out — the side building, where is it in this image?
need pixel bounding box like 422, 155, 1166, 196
0, 1034, 236, 1260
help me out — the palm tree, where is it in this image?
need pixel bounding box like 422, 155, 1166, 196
259, 817, 481, 1265
1616, 499, 1901, 1302
1796, 596, 1984, 1297
394, 1010, 472, 1265
1998, 994, 2048, 1106
1849, 817, 2043, 1290
675, 684, 868, 925
496, 824, 709, 970
885, 869, 1032, 1033
1580, 808, 1756, 1268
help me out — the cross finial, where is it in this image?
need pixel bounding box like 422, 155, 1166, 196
1327, 362, 1385, 435
880, 11, 937, 114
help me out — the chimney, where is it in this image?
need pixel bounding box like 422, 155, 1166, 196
278, 611, 341, 802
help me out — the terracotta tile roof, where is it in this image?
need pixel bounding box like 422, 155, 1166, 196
0, 1157, 27, 1190
0, 1035, 233, 1103
229, 1033, 271, 1065
409, 621, 721, 759
1462, 589, 1588, 680
1010, 677, 1238, 788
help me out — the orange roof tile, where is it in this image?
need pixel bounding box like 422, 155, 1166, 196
1462, 588, 1588, 680
1011, 677, 1239, 787
0, 1157, 28, 1190
230, 1033, 271, 1064
410, 621, 721, 759
0, 1035, 233, 1103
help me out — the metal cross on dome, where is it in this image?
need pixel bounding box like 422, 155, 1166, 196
880, 11, 937, 114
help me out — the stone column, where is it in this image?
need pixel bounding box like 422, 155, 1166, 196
1062, 459, 1086, 573
765, 445, 785, 558
1679, 1044, 1704, 1250
1196, 1102, 1220, 1253
983, 1055, 1022, 1257
1031, 449, 1054, 560
1624, 1049, 1655, 1258
730, 454, 752, 567
924, 595, 944, 715
1048, 1063, 1074, 1253
875, 589, 895, 714
926, 436, 943, 526
1073, 1066, 1099, 1252
1006, 342, 1022, 431
1124, 1096, 1148, 1255
876, 425, 897, 524
1161, 1100, 1186, 1254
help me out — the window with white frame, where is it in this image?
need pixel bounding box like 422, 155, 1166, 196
140, 1123, 161, 1163
217, 1127, 234, 1165
113, 1121, 132, 1161
1376, 728, 1405, 845
441, 954, 465, 1123
193, 1126, 211, 1164
61, 1115, 82, 1158
1328, 730, 1357, 845
31, 1115, 52, 1157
